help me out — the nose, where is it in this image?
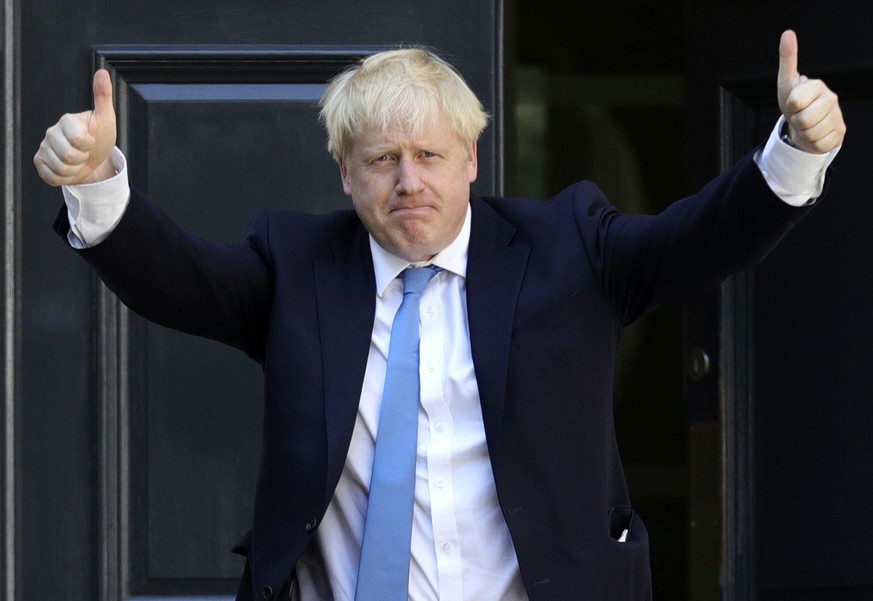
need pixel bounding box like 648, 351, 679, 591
395, 157, 424, 195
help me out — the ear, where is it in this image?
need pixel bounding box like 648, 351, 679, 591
467, 141, 478, 183
338, 156, 353, 197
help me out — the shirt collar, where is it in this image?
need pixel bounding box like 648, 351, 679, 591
370, 202, 471, 297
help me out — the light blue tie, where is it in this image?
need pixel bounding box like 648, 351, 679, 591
355, 265, 440, 601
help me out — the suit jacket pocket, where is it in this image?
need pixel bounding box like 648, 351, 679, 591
609, 504, 647, 543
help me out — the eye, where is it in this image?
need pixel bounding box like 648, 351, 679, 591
373, 153, 395, 163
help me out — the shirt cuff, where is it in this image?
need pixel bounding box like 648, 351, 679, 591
62, 147, 130, 248
754, 115, 840, 207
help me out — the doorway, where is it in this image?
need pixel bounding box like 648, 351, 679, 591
505, 2, 690, 599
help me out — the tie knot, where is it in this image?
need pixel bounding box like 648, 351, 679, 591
401, 265, 440, 295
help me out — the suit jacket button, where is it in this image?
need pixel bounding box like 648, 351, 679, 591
305, 518, 318, 532
262, 585, 273, 600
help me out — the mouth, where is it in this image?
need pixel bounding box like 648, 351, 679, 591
388, 204, 434, 216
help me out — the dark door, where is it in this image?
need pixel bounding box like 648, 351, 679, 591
684, 2, 873, 599
12, 3, 501, 601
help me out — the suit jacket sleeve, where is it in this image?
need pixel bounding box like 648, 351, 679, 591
571, 147, 818, 325
54, 184, 274, 363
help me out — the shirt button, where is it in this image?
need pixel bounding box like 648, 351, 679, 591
435, 422, 446, 433
435, 477, 446, 488
426, 306, 435, 317
442, 542, 453, 553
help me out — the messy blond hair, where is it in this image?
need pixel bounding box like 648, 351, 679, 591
319, 47, 489, 161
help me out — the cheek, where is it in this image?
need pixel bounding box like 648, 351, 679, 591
350, 193, 390, 238
350, 195, 375, 223
350, 174, 392, 208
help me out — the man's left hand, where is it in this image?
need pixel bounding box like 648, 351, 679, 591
777, 29, 846, 154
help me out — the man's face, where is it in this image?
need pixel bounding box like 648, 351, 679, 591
339, 112, 478, 262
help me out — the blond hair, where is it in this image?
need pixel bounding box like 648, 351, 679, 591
319, 48, 489, 161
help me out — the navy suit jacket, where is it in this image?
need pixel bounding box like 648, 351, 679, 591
60, 149, 813, 601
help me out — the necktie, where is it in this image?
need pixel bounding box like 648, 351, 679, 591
355, 265, 440, 601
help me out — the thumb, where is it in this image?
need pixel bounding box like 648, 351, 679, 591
777, 30, 799, 89
91, 68, 115, 128
84, 68, 117, 177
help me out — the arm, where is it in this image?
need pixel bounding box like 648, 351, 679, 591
584, 30, 846, 324
579, 150, 807, 325
36, 70, 272, 362
53, 183, 274, 362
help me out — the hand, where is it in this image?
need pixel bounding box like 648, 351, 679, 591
777, 30, 846, 154
34, 69, 117, 186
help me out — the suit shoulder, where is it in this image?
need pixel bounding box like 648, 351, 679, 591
476, 180, 613, 229
258, 207, 360, 229
249, 207, 362, 244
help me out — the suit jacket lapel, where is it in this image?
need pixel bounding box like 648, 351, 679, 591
312, 198, 529, 498
314, 222, 376, 504
466, 197, 529, 464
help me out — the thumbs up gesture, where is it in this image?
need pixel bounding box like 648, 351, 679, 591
777, 30, 845, 154
34, 69, 117, 186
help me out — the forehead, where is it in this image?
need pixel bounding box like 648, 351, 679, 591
351, 112, 462, 153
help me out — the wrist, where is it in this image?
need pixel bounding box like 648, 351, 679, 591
780, 120, 797, 148
81, 157, 118, 184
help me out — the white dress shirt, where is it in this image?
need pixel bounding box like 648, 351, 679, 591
60, 117, 839, 600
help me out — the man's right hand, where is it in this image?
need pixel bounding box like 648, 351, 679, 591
34, 69, 117, 186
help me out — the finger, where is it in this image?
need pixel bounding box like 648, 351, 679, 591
36, 167, 86, 187
33, 159, 64, 187
788, 89, 839, 131
34, 146, 87, 186
790, 126, 845, 155
782, 77, 828, 116
812, 129, 845, 152
57, 111, 96, 151
38, 136, 90, 172
91, 69, 115, 127
790, 106, 845, 151
778, 29, 799, 87
46, 120, 92, 165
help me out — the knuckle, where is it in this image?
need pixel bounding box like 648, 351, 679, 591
785, 94, 804, 113
55, 162, 75, 177
789, 113, 810, 130
61, 147, 81, 164
70, 131, 87, 148
35, 163, 56, 185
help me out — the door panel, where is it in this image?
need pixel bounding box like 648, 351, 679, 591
15, 3, 501, 600
109, 46, 375, 597
685, 2, 873, 598
754, 93, 873, 598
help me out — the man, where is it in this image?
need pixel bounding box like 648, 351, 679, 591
34, 30, 844, 601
